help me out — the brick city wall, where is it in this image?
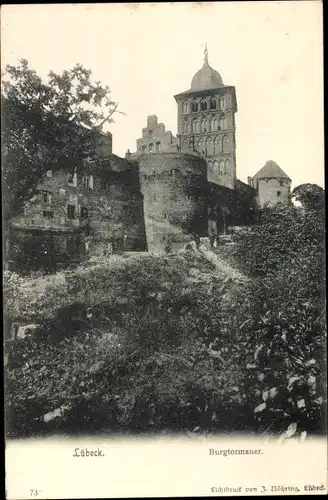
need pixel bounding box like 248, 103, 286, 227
138, 152, 208, 252
255, 177, 291, 207
10, 154, 147, 267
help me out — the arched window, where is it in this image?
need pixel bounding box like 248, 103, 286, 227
197, 139, 203, 150
142, 145, 146, 153
196, 120, 200, 133
149, 143, 154, 153
220, 96, 226, 109
210, 97, 217, 109
211, 117, 218, 132
224, 159, 230, 174
192, 120, 197, 133
214, 137, 221, 154
223, 116, 228, 129
201, 119, 206, 133
200, 99, 207, 111
222, 135, 230, 154
191, 100, 198, 112
183, 101, 189, 114
206, 138, 213, 155
156, 141, 161, 152
187, 121, 191, 133
219, 160, 225, 175
208, 160, 213, 170
213, 160, 219, 173
219, 96, 226, 110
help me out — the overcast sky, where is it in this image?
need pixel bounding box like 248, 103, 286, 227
1, 2, 324, 188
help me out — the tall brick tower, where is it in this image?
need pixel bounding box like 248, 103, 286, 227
174, 45, 237, 190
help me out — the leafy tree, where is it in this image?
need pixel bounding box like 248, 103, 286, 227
1, 59, 123, 224
291, 183, 325, 210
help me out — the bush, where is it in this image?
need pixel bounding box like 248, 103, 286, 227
228, 204, 326, 435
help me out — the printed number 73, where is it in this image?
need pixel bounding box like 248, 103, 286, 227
30, 490, 39, 496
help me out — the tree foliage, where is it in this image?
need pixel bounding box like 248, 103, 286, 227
1, 59, 121, 221
291, 183, 325, 210
232, 203, 325, 279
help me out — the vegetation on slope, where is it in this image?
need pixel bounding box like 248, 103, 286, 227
4, 203, 326, 439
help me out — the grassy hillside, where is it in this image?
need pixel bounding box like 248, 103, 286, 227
4, 205, 326, 439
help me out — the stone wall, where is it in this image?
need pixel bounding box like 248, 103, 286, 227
256, 178, 291, 207
10, 154, 147, 269
138, 152, 208, 252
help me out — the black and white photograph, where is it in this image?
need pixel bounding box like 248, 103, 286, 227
2, 2, 326, 498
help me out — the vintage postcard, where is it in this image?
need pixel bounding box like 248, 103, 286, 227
2, 2, 326, 498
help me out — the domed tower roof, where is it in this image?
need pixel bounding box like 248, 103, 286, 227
190, 45, 224, 91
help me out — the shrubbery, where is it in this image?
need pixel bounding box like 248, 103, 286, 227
4, 204, 326, 438
228, 204, 326, 436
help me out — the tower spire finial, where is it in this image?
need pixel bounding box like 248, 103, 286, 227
204, 43, 209, 64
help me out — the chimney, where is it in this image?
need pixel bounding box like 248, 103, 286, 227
247, 176, 252, 186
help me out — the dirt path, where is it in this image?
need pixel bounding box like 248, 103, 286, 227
199, 248, 249, 284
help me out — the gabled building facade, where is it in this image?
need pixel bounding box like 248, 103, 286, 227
135, 115, 177, 154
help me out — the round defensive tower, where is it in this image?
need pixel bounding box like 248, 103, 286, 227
137, 151, 208, 253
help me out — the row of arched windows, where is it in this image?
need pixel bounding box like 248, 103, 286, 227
182, 96, 227, 114
183, 116, 228, 134
141, 142, 161, 154
191, 135, 231, 155
208, 159, 231, 175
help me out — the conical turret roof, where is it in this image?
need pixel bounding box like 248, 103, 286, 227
253, 160, 291, 181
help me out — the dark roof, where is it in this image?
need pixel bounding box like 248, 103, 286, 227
235, 178, 257, 194
253, 161, 291, 181
174, 85, 234, 99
